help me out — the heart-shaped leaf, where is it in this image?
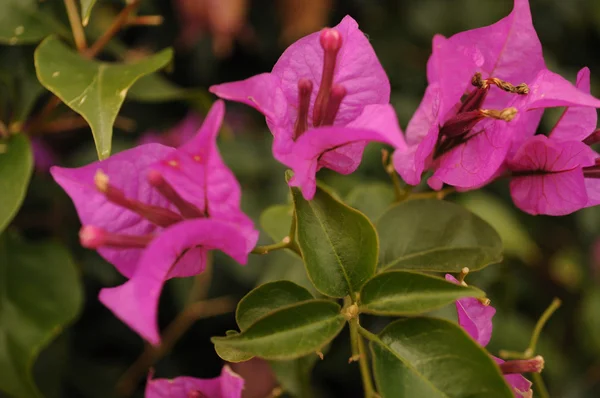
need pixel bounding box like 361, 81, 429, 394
0, 233, 83, 398
236, 281, 314, 331
291, 184, 378, 298
359, 271, 485, 316
0, 134, 33, 233
377, 199, 502, 272
34, 36, 173, 159
0, 0, 63, 45
212, 300, 345, 360
370, 317, 512, 398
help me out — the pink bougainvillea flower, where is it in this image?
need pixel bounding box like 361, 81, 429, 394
446, 275, 533, 397
210, 16, 406, 199
507, 68, 600, 215
51, 101, 258, 344
394, 0, 600, 191
145, 366, 244, 398
138, 113, 203, 147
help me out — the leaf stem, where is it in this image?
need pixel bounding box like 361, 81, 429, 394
115, 296, 235, 397
252, 240, 292, 255
532, 372, 550, 398
499, 298, 561, 360
408, 187, 455, 201
64, 0, 88, 51
85, 0, 141, 58
527, 298, 561, 356
350, 320, 377, 398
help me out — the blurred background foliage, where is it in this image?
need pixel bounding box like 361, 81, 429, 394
3, 0, 600, 397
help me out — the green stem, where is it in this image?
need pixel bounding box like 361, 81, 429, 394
408, 187, 455, 201
357, 325, 381, 344
527, 298, 561, 356
251, 240, 291, 255
350, 320, 377, 398
532, 372, 550, 398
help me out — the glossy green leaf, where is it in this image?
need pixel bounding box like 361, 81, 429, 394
378, 199, 502, 272
236, 281, 313, 331
0, 134, 33, 233
129, 73, 210, 103
370, 318, 512, 398
212, 300, 345, 360
35, 36, 173, 159
0, 0, 60, 45
259, 204, 294, 243
80, 0, 97, 26
0, 233, 83, 398
359, 271, 485, 315
346, 182, 395, 221
291, 184, 378, 298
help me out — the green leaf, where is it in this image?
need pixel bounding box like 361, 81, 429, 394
236, 281, 314, 331
80, 0, 97, 26
345, 182, 395, 221
291, 184, 378, 298
214, 331, 254, 363
359, 271, 485, 316
370, 318, 513, 398
0, 0, 61, 45
128, 73, 210, 103
270, 355, 319, 397
212, 300, 345, 360
458, 192, 541, 265
0, 134, 33, 233
259, 204, 294, 244
34, 36, 173, 159
0, 233, 83, 398
377, 199, 502, 272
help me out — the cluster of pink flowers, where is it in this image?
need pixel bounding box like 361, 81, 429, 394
212, 0, 600, 214
50, 0, 599, 396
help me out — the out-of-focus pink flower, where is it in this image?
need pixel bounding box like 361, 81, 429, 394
173, 0, 251, 57
145, 366, 244, 398
31, 138, 58, 173
446, 275, 532, 397
507, 68, 600, 215
394, 0, 600, 192
51, 101, 258, 344
139, 113, 202, 147
211, 16, 406, 199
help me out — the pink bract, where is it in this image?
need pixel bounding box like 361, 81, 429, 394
210, 15, 405, 199
51, 101, 258, 344
145, 366, 244, 398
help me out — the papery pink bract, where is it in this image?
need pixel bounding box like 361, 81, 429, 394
549, 68, 597, 142
445, 275, 495, 346
395, 0, 555, 190
445, 275, 532, 396
506, 67, 600, 215
51, 144, 176, 277
508, 136, 595, 215
100, 219, 249, 344
51, 101, 258, 344
210, 16, 405, 199
145, 366, 244, 398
